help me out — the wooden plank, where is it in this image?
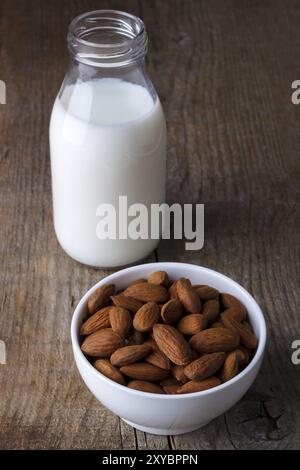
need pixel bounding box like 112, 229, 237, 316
156, 0, 300, 450
0, 0, 300, 450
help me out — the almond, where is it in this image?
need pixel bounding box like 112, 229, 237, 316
220, 351, 239, 382
220, 293, 247, 317
176, 278, 201, 313
128, 278, 146, 287
146, 349, 171, 370
184, 352, 225, 380
222, 307, 246, 322
148, 271, 169, 286
111, 294, 143, 313
80, 307, 111, 335
171, 365, 189, 384
94, 359, 126, 385
124, 283, 169, 303
120, 363, 169, 381
194, 285, 219, 300
133, 302, 160, 332
153, 324, 192, 366
128, 330, 147, 345
202, 300, 220, 324
81, 272, 257, 395
128, 380, 164, 394
190, 349, 199, 361
81, 328, 123, 357
177, 313, 207, 335
168, 281, 179, 299
160, 377, 181, 393
243, 321, 254, 333
162, 384, 180, 394
211, 321, 224, 328
232, 348, 248, 365
177, 376, 221, 394
239, 347, 251, 365
87, 284, 115, 314
161, 299, 183, 325
160, 377, 180, 386
144, 337, 159, 351
189, 327, 239, 353
109, 307, 132, 338
110, 344, 152, 367
221, 315, 258, 349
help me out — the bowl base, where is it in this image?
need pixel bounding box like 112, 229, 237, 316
122, 419, 209, 435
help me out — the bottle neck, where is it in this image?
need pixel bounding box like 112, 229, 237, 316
67, 10, 148, 68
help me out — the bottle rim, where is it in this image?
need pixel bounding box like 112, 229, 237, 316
68, 10, 148, 67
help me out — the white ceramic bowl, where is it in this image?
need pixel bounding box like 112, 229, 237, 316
71, 262, 266, 436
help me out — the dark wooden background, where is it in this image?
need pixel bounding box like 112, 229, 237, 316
0, 0, 300, 450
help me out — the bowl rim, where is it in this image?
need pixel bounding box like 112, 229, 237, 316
71, 262, 267, 399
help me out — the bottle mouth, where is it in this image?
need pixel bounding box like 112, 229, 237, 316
68, 10, 148, 67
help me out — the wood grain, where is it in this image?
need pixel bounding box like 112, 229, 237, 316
0, 0, 300, 449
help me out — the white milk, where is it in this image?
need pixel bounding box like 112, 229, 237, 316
50, 78, 166, 267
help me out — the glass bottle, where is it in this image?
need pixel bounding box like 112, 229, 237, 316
50, 10, 166, 268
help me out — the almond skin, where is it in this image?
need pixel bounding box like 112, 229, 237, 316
110, 344, 152, 367
220, 351, 240, 382
160, 377, 180, 386
153, 324, 192, 366
110, 294, 143, 313
238, 347, 251, 365
162, 384, 180, 394
146, 349, 171, 370
221, 315, 258, 349
80, 307, 111, 335
160, 377, 181, 393
148, 271, 169, 286
128, 380, 165, 394
171, 365, 189, 384
168, 281, 179, 299
189, 327, 240, 353
232, 348, 248, 365
161, 299, 183, 325
184, 352, 226, 380
211, 321, 224, 328
222, 307, 247, 322
88, 284, 115, 314
124, 283, 169, 303
243, 321, 255, 333
94, 359, 126, 385
133, 302, 160, 333
177, 376, 221, 394
120, 363, 169, 381
220, 293, 247, 317
128, 330, 147, 345
109, 307, 132, 338
81, 328, 123, 357
143, 337, 158, 351
190, 349, 199, 361
202, 300, 220, 325
194, 285, 219, 300
176, 278, 201, 313
128, 278, 146, 287
177, 313, 207, 335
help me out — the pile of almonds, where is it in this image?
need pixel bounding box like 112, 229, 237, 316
80, 271, 258, 394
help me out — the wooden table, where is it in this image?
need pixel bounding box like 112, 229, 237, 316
1, 0, 299, 450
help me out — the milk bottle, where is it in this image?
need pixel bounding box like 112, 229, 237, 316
50, 10, 166, 267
